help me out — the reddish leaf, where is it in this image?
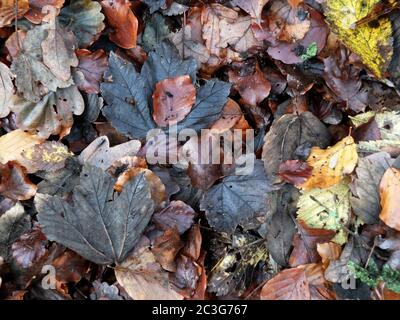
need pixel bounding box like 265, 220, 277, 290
24, 0, 65, 24
228, 62, 271, 107
289, 221, 336, 267
181, 224, 202, 261
352, 117, 382, 143
152, 201, 197, 235
152, 75, 197, 127
100, 0, 138, 49
52, 250, 90, 283
152, 228, 184, 272
11, 226, 48, 269
74, 49, 108, 94
0, 161, 37, 201
278, 160, 313, 186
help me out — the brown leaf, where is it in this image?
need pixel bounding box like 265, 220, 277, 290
100, 0, 138, 49
74, 49, 108, 94
211, 98, 243, 134
228, 62, 271, 107
0, 0, 29, 28
352, 117, 382, 143
260, 263, 335, 300
278, 160, 313, 186
24, 0, 65, 24
152, 200, 197, 235
152, 228, 183, 272
231, 0, 269, 22
152, 75, 196, 127
317, 242, 342, 267
380, 168, 400, 231
289, 221, 336, 267
52, 250, 90, 283
11, 226, 48, 269
115, 236, 183, 300
181, 224, 202, 261
0, 161, 37, 201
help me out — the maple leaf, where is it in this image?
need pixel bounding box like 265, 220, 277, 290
35, 165, 155, 264
325, 0, 393, 78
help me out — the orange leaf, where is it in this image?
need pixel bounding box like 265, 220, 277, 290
101, 0, 138, 49
380, 167, 400, 231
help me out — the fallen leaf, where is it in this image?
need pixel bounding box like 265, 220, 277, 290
100, 0, 138, 49
262, 111, 331, 183
260, 263, 335, 300
24, 0, 65, 24
35, 165, 155, 264
58, 0, 105, 48
0, 0, 29, 28
152, 75, 196, 127
0, 62, 14, 118
0, 202, 30, 261
299, 136, 358, 190
278, 160, 313, 186
74, 49, 108, 94
317, 242, 342, 267
380, 167, 400, 231
152, 228, 183, 272
11, 226, 47, 269
22, 141, 73, 173
78, 136, 141, 170
325, 0, 393, 78
200, 160, 275, 233
115, 237, 183, 300
350, 152, 393, 224
231, 0, 269, 22
91, 281, 123, 300
152, 200, 197, 235
297, 183, 351, 245
0, 161, 37, 200
0, 129, 43, 171
52, 250, 90, 283
289, 220, 335, 267
228, 62, 271, 107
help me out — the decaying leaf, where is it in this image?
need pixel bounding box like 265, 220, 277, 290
0, 0, 29, 28
297, 183, 351, 244
200, 160, 275, 233
35, 165, 155, 264
0, 161, 37, 200
231, 0, 269, 22
152, 75, 196, 127
78, 136, 141, 170
0, 202, 30, 260
100, 0, 138, 49
260, 263, 335, 300
325, 0, 393, 78
380, 167, 400, 231
115, 237, 183, 300
299, 136, 358, 190
351, 152, 393, 224
0, 61, 14, 118
262, 112, 331, 183
24, 0, 65, 24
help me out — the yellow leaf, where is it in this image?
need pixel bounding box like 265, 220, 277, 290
325, 0, 393, 78
379, 167, 400, 231
299, 136, 358, 189
297, 183, 350, 245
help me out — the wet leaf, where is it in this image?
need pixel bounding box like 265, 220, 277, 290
325, 0, 393, 78
299, 136, 358, 190
200, 160, 275, 233
380, 167, 400, 231
100, 0, 138, 49
74, 49, 108, 94
35, 165, 155, 264
297, 183, 351, 244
